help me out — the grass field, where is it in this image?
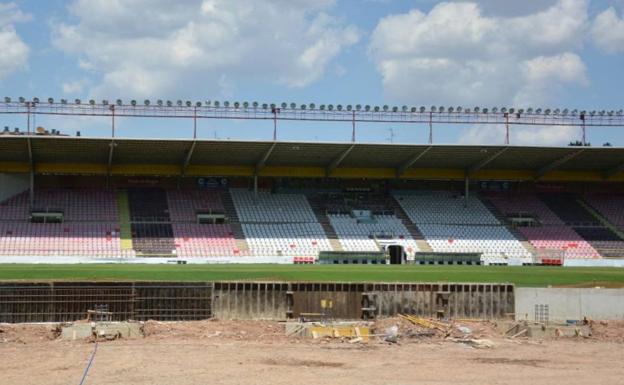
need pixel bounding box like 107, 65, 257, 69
0, 264, 623, 287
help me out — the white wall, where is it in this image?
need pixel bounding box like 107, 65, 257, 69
516, 287, 624, 321
0, 173, 29, 202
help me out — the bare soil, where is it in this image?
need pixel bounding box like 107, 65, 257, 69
1, 319, 624, 385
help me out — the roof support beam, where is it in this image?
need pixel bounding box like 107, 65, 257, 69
466, 147, 509, 176
603, 162, 624, 180
326, 144, 355, 177
396, 146, 432, 177
255, 142, 277, 175
535, 149, 585, 179
107, 140, 115, 180
26, 138, 34, 207
181, 141, 197, 177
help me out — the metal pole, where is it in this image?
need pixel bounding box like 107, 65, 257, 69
273, 110, 277, 141
428, 112, 433, 144
581, 118, 586, 146
505, 113, 510, 145
253, 174, 258, 203
193, 106, 197, 139
26, 102, 31, 134
351, 110, 356, 142
29, 168, 34, 208
111, 105, 115, 138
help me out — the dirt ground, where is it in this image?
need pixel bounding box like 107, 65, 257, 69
1, 319, 624, 385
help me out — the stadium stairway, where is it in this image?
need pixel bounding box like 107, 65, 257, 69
307, 195, 343, 252
479, 195, 538, 258
127, 188, 175, 256
221, 191, 250, 254
115, 191, 133, 251
388, 197, 433, 253
540, 194, 624, 258
577, 199, 624, 240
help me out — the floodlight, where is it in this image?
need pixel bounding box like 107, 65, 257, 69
309, 103, 315, 109
553, 108, 560, 115
410, 107, 417, 113
262, 103, 268, 109
346, 105, 352, 111
545, 109, 552, 115
280, 102, 287, 109
184, 101, 190, 107
48, 98, 54, 104
253, 102, 259, 108
562, 109, 568, 115
501, 107, 507, 113
270, 103, 276, 109
337, 105, 343, 111
300, 104, 306, 110
143, 99, 150, 106
328, 104, 334, 111
176, 100, 183, 106
4, 97, 10, 102
214, 101, 220, 107
430, 106, 436, 112
374, 106, 380, 112
383, 105, 389, 111
234, 102, 240, 108
608, 110, 614, 116
535, 108, 542, 114
571, 109, 578, 116
102, 100, 109, 106
448, 107, 454, 113
31, 97, 39, 104
616, 110, 623, 116
581, 110, 587, 115
419, 106, 426, 113
392, 106, 398, 112
402, 105, 408, 112
116, 99, 123, 106
491, 107, 498, 113
473, 107, 479, 113
75, 99, 82, 105
599, 110, 605, 116
526, 108, 533, 114
166, 100, 172, 107
197, 101, 202, 107
437, 106, 444, 113
517, 109, 524, 114
290, 103, 296, 109
319, 104, 325, 110
87, 99, 95, 105
222, 101, 229, 108
243, 102, 249, 108
456, 106, 462, 113
482, 108, 488, 114
130, 100, 137, 106
365, 105, 371, 111
19, 97, 25, 103
61, 99, 67, 104
356, 105, 362, 111
156, 99, 163, 106
508, 108, 514, 114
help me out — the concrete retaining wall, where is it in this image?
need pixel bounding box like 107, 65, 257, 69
515, 288, 624, 322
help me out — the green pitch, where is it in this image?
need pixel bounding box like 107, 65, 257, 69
0, 264, 623, 287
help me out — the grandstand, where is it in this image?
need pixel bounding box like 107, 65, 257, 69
1, 135, 624, 266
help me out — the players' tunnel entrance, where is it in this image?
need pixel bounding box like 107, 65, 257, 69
388, 245, 404, 265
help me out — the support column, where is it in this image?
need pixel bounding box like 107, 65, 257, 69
464, 177, 469, 208
253, 174, 258, 203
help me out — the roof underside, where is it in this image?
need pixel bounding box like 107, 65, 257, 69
1, 136, 623, 178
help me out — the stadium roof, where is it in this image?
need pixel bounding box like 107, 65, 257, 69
0, 135, 623, 181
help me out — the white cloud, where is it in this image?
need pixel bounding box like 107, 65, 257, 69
591, 7, 624, 54
369, 0, 589, 107
0, 2, 30, 80
62, 78, 89, 94
52, 0, 360, 98
458, 124, 580, 146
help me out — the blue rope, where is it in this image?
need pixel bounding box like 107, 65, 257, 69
78, 341, 98, 385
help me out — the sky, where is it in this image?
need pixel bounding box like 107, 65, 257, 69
1, 0, 624, 146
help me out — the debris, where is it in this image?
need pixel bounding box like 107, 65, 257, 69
454, 338, 495, 349
384, 326, 399, 343
457, 326, 472, 335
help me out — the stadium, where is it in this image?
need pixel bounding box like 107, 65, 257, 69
2, 101, 624, 384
